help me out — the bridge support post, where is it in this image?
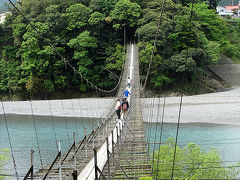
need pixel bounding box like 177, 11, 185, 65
72, 170, 77, 180
116, 126, 119, 144
111, 130, 114, 166
106, 120, 108, 135
58, 140, 62, 180
106, 137, 111, 180
98, 119, 100, 144
94, 148, 98, 180
30, 149, 34, 180
102, 119, 104, 140
73, 132, 76, 170
92, 122, 95, 149
118, 122, 121, 139
85, 128, 87, 158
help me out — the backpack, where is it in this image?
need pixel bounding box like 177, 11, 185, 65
122, 103, 128, 110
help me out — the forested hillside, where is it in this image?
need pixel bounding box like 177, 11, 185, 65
137, 0, 240, 94
0, 0, 239, 99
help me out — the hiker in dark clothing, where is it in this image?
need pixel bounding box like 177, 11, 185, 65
115, 98, 121, 120
121, 98, 129, 119
127, 77, 132, 88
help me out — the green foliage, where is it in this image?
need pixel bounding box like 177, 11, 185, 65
150, 75, 172, 89
1, 0, 240, 98
88, 12, 105, 25
137, 0, 238, 92
152, 138, 240, 179
0, 0, 128, 99
139, 177, 153, 180
105, 44, 125, 71
168, 51, 196, 73
193, 3, 227, 41
68, 31, 97, 75
138, 42, 162, 75
205, 41, 220, 63
220, 41, 240, 62
65, 3, 91, 30
0, 148, 9, 179
110, 0, 141, 29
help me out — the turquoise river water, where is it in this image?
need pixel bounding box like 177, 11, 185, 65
1, 114, 240, 177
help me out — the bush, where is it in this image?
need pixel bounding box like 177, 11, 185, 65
152, 138, 240, 179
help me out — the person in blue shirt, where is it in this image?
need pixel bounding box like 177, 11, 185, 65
123, 89, 131, 97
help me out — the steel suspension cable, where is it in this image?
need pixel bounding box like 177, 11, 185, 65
48, 100, 58, 151
29, 100, 43, 168
61, 100, 70, 147
151, 96, 162, 174
8, 0, 125, 94
171, 2, 194, 179
79, 99, 85, 138
71, 100, 79, 142
0, 100, 19, 180
155, 52, 170, 178
141, 0, 167, 91
147, 98, 155, 157
146, 98, 154, 154
155, 94, 167, 179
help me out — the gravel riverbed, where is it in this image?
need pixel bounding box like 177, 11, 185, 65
1, 88, 240, 125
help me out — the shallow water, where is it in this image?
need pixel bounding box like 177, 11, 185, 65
145, 122, 240, 162
1, 115, 240, 177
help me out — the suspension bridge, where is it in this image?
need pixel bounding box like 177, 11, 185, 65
11, 44, 150, 180
3, 0, 240, 179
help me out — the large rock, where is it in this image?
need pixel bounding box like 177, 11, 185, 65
208, 64, 240, 87
203, 78, 225, 89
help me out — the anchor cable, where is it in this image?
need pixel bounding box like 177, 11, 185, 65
48, 100, 58, 151
61, 100, 71, 147
141, 0, 167, 91
29, 100, 43, 167
151, 96, 162, 174
171, 2, 194, 179
0, 100, 19, 180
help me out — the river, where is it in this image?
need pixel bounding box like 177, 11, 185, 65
1, 114, 240, 177
1, 88, 240, 177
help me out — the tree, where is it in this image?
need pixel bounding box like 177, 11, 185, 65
89, 0, 118, 15
105, 44, 125, 71
152, 138, 240, 179
67, 30, 97, 75
110, 0, 141, 30
65, 3, 91, 31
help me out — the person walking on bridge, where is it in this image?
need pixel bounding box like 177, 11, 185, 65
123, 88, 131, 98
127, 77, 132, 88
121, 98, 129, 119
115, 98, 121, 120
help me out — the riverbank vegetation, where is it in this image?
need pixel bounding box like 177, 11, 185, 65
141, 138, 240, 179
0, 0, 240, 99
0, 148, 9, 180
137, 0, 240, 94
